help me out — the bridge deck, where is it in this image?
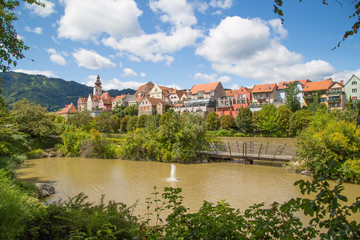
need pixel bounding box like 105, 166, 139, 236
202, 151, 293, 162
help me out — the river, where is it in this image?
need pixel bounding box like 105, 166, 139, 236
15, 157, 360, 221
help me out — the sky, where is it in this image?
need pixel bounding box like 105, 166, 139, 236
12, 0, 360, 91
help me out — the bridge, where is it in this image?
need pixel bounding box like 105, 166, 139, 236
202, 141, 296, 164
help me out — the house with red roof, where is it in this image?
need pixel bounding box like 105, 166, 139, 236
277, 80, 310, 107
77, 97, 87, 111
303, 78, 333, 107
251, 83, 277, 105
138, 96, 169, 116
55, 103, 77, 119
112, 94, 136, 109
328, 81, 345, 110
168, 89, 187, 104
188, 82, 225, 100
148, 83, 174, 103
135, 82, 155, 99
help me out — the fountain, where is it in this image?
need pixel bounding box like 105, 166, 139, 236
168, 164, 177, 181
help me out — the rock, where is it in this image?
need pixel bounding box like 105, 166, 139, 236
300, 170, 312, 176
202, 159, 209, 163
35, 183, 55, 197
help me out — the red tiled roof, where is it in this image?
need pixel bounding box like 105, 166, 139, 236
55, 103, 77, 115
141, 96, 168, 106
113, 95, 126, 101
135, 82, 154, 96
190, 82, 220, 94
78, 97, 87, 103
303, 78, 333, 92
225, 90, 239, 96
251, 83, 277, 93
277, 80, 310, 90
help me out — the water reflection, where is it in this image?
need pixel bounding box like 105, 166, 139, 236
15, 157, 360, 220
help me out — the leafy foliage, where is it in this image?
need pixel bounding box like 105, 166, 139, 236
256, 103, 279, 135
11, 100, 57, 137
276, 105, 293, 137
284, 82, 301, 112
206, 111, 220, 131
236, 107, 253, 133
289, 109, 313, 136
220, 115, 235, 129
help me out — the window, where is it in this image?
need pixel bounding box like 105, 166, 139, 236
352, 89, 358, 93
266, 93, 269, 97
352, 81, 357, 85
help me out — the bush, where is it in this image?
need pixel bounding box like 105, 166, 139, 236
58, 127, 91, 157
25, 149, 44, 159
206, 112, 220, 131
0, 170, 39, 240
220, 115, 236, 130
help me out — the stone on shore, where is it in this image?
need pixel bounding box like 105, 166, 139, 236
35, 183, 55, 197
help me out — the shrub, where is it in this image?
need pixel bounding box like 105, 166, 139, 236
25, 149, 44, 159
220, 115, 236, 129
235, 107, 253, 133
206, 112, 220, 131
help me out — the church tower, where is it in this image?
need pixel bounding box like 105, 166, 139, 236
93, 75, 102, 97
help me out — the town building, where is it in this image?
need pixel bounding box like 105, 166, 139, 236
277, 80, 310, 107
303, 78, 333, 107
328, 81, 345, 110
54, 103, 77, 119
251, 83, 277, 104
168, 89, 187, 105
344, 75, 360, 103
188, 82, 225, 100
135, 82, 155, 99
148, 83, 173, 102
138, 96, 169, 116
112, 94, 136, 109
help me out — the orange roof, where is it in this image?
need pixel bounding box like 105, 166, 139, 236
225, 90, 239, 97
190, 82, 220, 94
113, 95, 126, 101
78, 97, 87, 103
303, 78, 333, 92
170, 89, 187, 98
277, 80, 310, 90
55, 103, 77, 115
252, 83, 277, 93
135, 82, 154, 96
142, 96, 168, 106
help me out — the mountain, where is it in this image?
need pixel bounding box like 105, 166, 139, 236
0, 72, 135, 112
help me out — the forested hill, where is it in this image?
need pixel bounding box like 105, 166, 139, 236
0, 72, 135, 112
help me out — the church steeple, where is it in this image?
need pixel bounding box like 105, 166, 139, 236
93, 75, 102, 96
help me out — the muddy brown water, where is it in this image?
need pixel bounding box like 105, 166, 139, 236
15, 157, 360, 223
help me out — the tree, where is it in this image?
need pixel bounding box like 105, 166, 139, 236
235, 107, 253, 133
275, 105, 292, 136
273, 0, 360, 48
92, 112, 119, 133
67, 110, 92, 130
289, 109, 313, 136
136, 114, 148, 129
126, 115, 138, 132
10, 100, 56, 137
284, 82, 300, 112
220, 115, 235, 129
256, 104, 279, 135
0, 0, 44, 72
205, 112, 220, 131
120, 116, 129, 132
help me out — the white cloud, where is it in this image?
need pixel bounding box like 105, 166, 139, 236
140, 72, 146, 77
122, 68, 138, 77
103, 26, 202, 65
26, 0, 55, 17
196, 16, 335, 83
25, 26, 43, 34
231, 83, 240, 89
330, 69, 360, 83
13, 69, 58, 78
47, 48, 66, 65
58, 0, 143, 41
149, 0, 197, 27
102, 78, 145, 90
73, 49, 116, 70
210, 0, 233, 9
194, 72, 231, 83
164, 83, 182, 89
194, 1, 209, 14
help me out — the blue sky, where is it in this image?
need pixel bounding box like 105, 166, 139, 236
12, 0, 360, 91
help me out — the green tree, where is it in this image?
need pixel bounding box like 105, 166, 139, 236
220, 115, 235, 130
256, 103, 279, 135
126, 115, 138, 132
273, 0, 360, 48
92, 112, 119, 133
67, 110, 92, 130
10, 100, 56, 137
120, 116, 129, 133
235, 107, 253, 133
112, 105, 138, 120
275, 105, 293, 136
136, 114, 148, 129
284, 82, 300, 112
289, 109, 313, 136
0, 0, 44, 72
205, 112, 220, 131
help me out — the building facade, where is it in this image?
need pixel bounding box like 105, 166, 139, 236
344, 75, 360, 103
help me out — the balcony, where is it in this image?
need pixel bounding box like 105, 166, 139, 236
327, 91, 344, 96
328, 98, 341, 103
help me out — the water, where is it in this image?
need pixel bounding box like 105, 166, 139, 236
15, 157, 360, 220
